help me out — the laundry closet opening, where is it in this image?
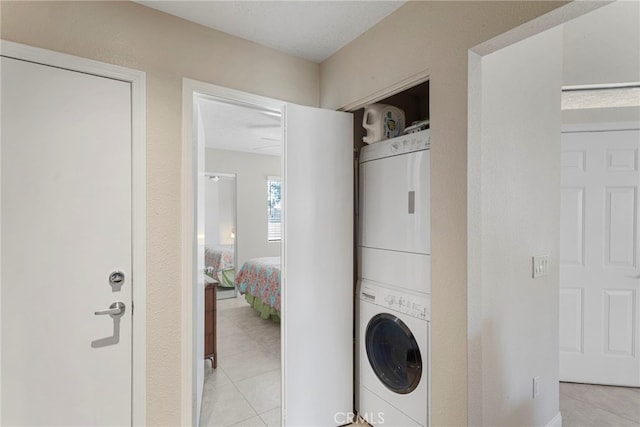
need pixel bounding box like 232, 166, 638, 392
351, 79, 432, 426
351, 79, 430, 282
183, 79, 355, 427
352, 81, 430, 157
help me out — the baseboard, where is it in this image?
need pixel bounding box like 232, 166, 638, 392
546, 412, 562, 427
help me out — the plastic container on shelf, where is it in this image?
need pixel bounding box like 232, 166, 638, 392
362, 104, 405, 144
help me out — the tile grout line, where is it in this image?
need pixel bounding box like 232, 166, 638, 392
560, 385, 640, 426
257, 407, 281, 427
230, 363, 280, 425
206, 372, 257, 427
214, 297, 281, 426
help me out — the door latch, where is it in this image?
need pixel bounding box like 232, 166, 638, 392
94, 301, 126, 318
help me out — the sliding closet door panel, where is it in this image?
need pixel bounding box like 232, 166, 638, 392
282, 104, 353, 426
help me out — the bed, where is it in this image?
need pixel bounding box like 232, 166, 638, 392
204, 245, 235, 287
235, 257, 281, 321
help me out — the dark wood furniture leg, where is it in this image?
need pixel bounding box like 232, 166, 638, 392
204, 283, 217, 368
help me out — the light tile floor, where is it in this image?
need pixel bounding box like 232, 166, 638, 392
561, 382, 640, 427
200, 300, 640, 427
200, 296, 281, 427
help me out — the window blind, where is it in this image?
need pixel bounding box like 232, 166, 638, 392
267, 176, 281, 241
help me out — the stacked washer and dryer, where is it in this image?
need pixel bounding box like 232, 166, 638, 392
356, 129, 431, 427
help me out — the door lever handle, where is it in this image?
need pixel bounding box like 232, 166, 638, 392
627, 274, 640, 279
94, 301, 126, 317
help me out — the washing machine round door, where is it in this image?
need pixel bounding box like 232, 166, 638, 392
365, 313, 422, 394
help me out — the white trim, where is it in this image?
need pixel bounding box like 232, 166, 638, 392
0, 47, 3, 424
563, 82, 640, 91
546, 412, 563, 427
562, 121, 640, 133
0, 40, 146, 85
466, 49, 484, 427
0, 40, 147, 426
338, 69, 430, 112
181, 84, 195, 427
181, 78, 286, 426
190, 80, 284, 113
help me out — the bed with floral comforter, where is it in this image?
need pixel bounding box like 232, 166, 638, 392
205, 245, 235, 287
235, 257, 281, 321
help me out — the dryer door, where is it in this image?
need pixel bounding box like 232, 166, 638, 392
365, 313, 422, 394
359, 149, 430, 254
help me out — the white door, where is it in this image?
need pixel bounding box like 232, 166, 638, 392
560, 127, 640, 386
282, 104, 353, 426
1, 56, 133, 424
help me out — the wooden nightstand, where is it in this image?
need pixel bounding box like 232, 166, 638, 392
204, 283, 217, 368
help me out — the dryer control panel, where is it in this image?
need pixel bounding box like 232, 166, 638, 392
360, 129, 430, 163
360, 280, 431, 321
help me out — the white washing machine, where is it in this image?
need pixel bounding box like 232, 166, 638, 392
358, 280, 430, 426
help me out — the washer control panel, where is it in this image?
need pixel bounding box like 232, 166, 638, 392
360, 280, 431, 321
360, 129, 430, 163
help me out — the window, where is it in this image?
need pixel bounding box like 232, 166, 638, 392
267, 176, 281, 241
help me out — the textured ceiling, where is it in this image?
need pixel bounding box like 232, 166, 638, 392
136, 1, 406, 63
197, 97, 282, 156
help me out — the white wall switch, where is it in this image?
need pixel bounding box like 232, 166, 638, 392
532, 255, 550, 278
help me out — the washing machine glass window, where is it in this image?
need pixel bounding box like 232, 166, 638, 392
365, 313, 422, 394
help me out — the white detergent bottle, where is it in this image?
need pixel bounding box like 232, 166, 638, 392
362, 104, 405, 144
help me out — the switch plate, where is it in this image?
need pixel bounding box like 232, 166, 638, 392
532, 255, 550, 278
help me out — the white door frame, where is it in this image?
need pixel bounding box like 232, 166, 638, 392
0, 40, 147, 426
181, 78, 285, 426
563, 121, 640, 133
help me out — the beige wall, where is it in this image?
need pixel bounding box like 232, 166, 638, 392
320, 2, 568, 425
0, 1, 318, 424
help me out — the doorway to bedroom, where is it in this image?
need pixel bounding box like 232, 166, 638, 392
184, 79, 353, 426
196, 94, 283, 426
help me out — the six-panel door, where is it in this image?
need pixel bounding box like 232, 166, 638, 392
560, 128, 640, 386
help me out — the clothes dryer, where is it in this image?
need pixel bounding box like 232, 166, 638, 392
358, 130, 431, 295
359, 130, 430, 256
